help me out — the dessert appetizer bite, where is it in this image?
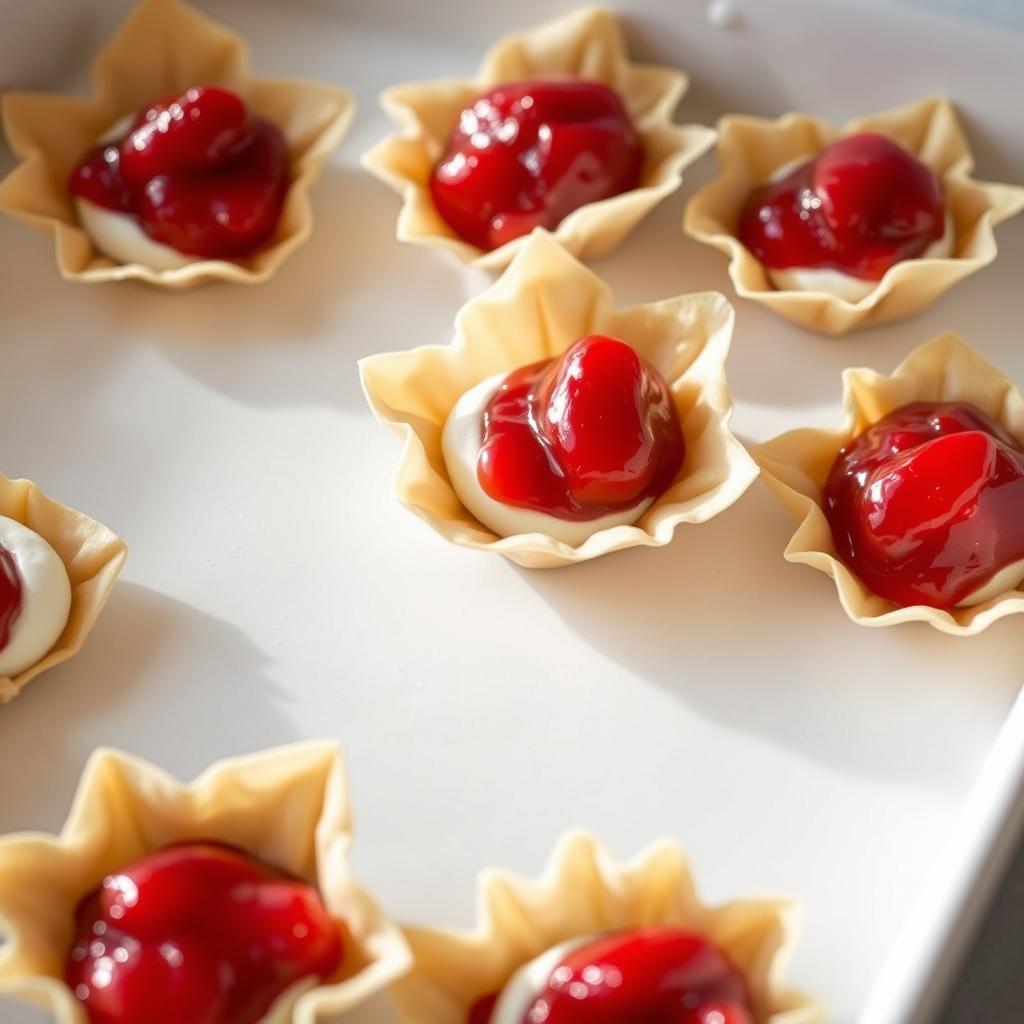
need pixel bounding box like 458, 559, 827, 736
684, 97, 1024, 333
363, 8, 714, 269
360, 230, 757, 568
0, 472, 124, 703
754, 334, 1024, 634
392, 832, 821, 1024
0, 0, 354, 287
0, 743, 411, 1023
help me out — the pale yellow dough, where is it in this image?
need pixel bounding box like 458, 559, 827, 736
0, 0, 355, 289
360, 230, 758, 569
362, 7, 715, 269
391, 831, 822, 1024
0, 743, 412, 1023
753, 333, 1024, 635
0, 473, 125, 703
684, 96, 1024, 334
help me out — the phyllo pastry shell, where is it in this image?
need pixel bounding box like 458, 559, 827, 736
683, 96, 1024, 334
361, 7, 715, 269
0, 0, 355, 289
0, 742, 412, 1022
0, 473, 125, 704
391, 831, 821, 1024
754, 334, 1024, 634
359, 229, 757, 569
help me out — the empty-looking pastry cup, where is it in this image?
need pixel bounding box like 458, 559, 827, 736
359, 229, 758, 569
0, 473, 125, 704
362, 6, 715, 269
0, 742, 411, 1022
0, 0, 354, 288
684, 96, 1024, 334
391, 831, 821, 1024
754, 333, 1024, 634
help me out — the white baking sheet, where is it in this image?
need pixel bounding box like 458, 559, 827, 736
1, 1, 1023, 1021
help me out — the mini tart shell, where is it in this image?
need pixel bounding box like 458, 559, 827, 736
683, 96, 1024, 335
361, 6, 715, 269
0, 473, 125, 704
359, 229, 758, 569
0, 0, 355, 289
753, 333, 1024, 635
0, 742, 412, 1023
392, 832, 821, 1024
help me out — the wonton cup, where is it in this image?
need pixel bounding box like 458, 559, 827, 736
754, 334, 1024, 634
684, 96, 1024, 334
0, 473, 125, 704
362, 6, 715, 269
0, 0, 355, 288
0, 743, 412, 1022
359, 230, 757, 569
392, 832, 821, 1024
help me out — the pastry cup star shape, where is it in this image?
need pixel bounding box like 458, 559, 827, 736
684, 96, 1024, 334
0, 0, 354, 289
362, 6, 715, 269
0, 743, 411, 1022
754, 334, 1024, 634
392, 831, 821, 1024
0, 473, 125, 704
359, 230, 757, 569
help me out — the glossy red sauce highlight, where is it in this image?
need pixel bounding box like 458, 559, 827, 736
823, 401, 1024, 609
65, 842, 342, 1024
0, 544, 23, 652
468, 926, 753, 1024
69, 86, 288, 260
478, 335, 685, 520
738, 131, 945, 281
430, 80, 644, 250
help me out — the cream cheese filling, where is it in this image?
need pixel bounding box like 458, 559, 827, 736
0, 516, 72, 678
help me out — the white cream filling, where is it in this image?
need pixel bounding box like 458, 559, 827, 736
490, 937, 590, 1024
442, 374, 654, 546
75, 114, 193, 270
767, 216, 954, 300
956, 556, 1024, 608
762, 155, 954, 300
0, 516, 72, 678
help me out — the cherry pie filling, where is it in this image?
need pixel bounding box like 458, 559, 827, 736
738, 131, 946, 283
430, 80, 644, 251
468, 926, 754, 1024
64, 841, 343, 1024
69, 85, 289, 260
477, 334, 685, 520
823, 401, 1024, 609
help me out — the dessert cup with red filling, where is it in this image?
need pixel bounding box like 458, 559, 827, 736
0, 472, 125, 704
391, 832, 821, 1024
0, 743, 411, 1024
753, 333, 1024, 634
360, 230, 757, 568
0, 0, 354, 288
363, 8, 714, 269
684, 97, 1024, 334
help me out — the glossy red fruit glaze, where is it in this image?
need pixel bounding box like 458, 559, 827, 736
478, 335, 685, 520
0, 544, 23, 652
469, 927, 753, 1024
738, 131, 945, 281
823, 401, 1024, 609
68, 86, 288, 259
64, 842, 343, 1024
430, 80, 644, 250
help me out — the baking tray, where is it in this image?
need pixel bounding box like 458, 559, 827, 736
1, 0, 1023, 1021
